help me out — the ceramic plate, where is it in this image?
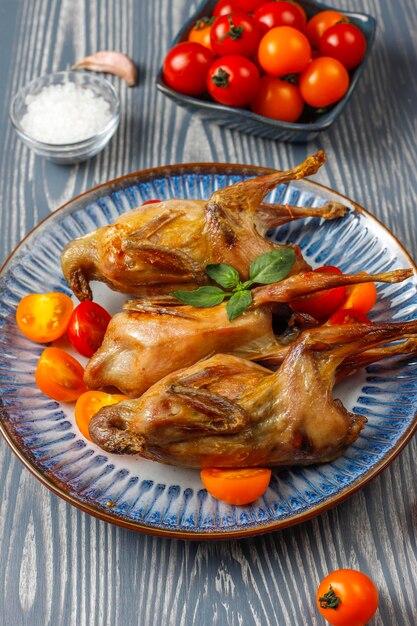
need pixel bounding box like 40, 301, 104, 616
1, 163, 417, 539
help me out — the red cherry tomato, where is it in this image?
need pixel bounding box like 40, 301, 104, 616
258, 26, 311, 76
201, 468, 271, 505
162, 42, 214, 96
188, 17, 215, 50
67, 301, 111, 358
306, 10, 348, 49
327, 308, 371, 325
253, 1, 305, 35
289, 266, 346, 320
317, 569, 378, 626
207, 55, 260, 107
299, 57, 350, 108
35, 347, 88, 402
213, 0, 247, 17
75, 390, 129, 441
251, 76, 304, 122
210, 12, 261, 57
291, 1, 307, 25
16, 292, 73, 343
319, 22, 367, 70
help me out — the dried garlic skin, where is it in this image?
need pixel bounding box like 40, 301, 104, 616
72, 51, 138, 87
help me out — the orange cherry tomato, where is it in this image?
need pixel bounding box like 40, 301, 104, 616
327, 308, 371, 325
35, 347, 88, 402
299, 57, 350, 108
341, 281, 377, 314
251, 76, 304, 122
306, 10, 347, 49
75, 390, 129, 441
188, 17, 214, 50
200, 468, 271, 505
16, 292, 73, 343
289, 266, 346, 320
316, 569, 378, 626
258, 26, 311, 76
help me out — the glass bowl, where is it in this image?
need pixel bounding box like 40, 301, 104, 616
156, 0, 377, 143
10, 71, 120, 164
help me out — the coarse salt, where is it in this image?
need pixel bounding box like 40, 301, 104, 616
20, 82, 113, 144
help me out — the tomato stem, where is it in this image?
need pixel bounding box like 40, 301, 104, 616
318, 585, 342, 610
219, 15, 244, 41
212, 68, 230, 88
280, 73, 299, 86
194, 16, 214, 30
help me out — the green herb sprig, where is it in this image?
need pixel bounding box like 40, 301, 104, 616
172, 248, 296, 321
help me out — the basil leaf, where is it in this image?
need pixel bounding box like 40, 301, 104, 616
206, 263, 240, 289
226, 290, 253, 321
249, 248, 296, 285
172, 286, 227, 307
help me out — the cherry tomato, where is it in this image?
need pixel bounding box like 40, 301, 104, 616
188, 17, 214, 50
327, 308, 371, 325
162, 42, 214, 96
35, 347, 88, 402
16, 292, 73, 343
319, 23, 367, 70
253, 1, 305, 35
207, 55, 260, 107
251, 76, 304, 122
291, 1, 307, 25
213, 0, 247, 17
142, 199, 161, 205
200, 468, 271, 504
306, 10, 348, 49
75, 390, 129, 441
67, 300, 111, 358
258, 26, 311, 77
317, 569, 378, 626
299, 57, 350, 108
289, 266, 346, 320
341, 281, 377, 314
210, 12, 261, 57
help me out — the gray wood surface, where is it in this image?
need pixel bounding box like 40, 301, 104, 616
0, 0, 416, 624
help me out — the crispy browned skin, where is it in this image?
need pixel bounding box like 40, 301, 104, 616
83, 268, 413, 397
88, 320, 417, 467
61, 152, 349, 300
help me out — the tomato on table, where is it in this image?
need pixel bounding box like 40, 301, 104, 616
319, 23, 367, 70
210, 12, 261, 57
200, 468, 271, 505
299, 57, 350, 108
188, 17, 214, 50
316, 568, 378, 625
253, 1, 305, 35
16, 292, 73, 343
327, 308, 371, 325
35, 347, 88, 402
289, 266, 346, 320
258, 26, 311, 76
251, 76, 304, 122
340, 281, 377, 314
75, 390, 129, 441
306, 10, 348, 49
207, 55, 260, 107
67, 300, 111, 358
162, 42, 214, 96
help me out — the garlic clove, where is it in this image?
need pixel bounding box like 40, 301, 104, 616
72, 51, 138, 87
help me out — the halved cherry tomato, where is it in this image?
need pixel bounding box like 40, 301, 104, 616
75, 390, 129, 441
306, 10, 348, 49
289, 266, 346, 320
340, 281, 377, 314
16, 292, 73, 343
258, 26, 311, 76
253, 1, 305, 35
299, 57, 350, 108
35, 347, 88, 402
67, 301, 111, 358
210, 12, 261, 57
207, 55, 260, 107
201, 467, 271, 505
251, 76, 304, 122
162, 42, 214, 96
327, 308, 371, 325
317, 569, 378, 626
319, 22, 367, 70
188, 17, 214, 50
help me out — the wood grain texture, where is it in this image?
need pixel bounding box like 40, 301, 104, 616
0, 0, 416, 624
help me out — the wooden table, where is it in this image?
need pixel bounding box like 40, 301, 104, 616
1, 0, 416, 624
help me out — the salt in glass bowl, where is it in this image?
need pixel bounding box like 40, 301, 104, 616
10, 70, 120, 164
